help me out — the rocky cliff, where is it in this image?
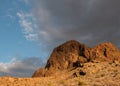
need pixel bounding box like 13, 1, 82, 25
32, 40, 120, 77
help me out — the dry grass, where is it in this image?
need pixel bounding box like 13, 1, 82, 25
0, 62, 120, 86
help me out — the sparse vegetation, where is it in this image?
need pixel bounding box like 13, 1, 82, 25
48, 83, 52, 86
95, 73, 105, 78
78, 80, 86, 86
60, 80, 65, 85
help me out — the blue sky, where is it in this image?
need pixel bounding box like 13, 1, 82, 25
0, 0, 43, 62
0, 0, 46, 77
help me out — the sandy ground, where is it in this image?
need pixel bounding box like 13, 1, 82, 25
0, 62, 120, 86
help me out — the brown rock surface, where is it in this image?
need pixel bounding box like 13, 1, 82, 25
90, 42, 120, 62
32, 40, 91, 77
45, 40, 91, 70
32, 40, 120, 77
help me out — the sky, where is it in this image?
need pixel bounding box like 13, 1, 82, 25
0, 0, 46, 77
0, 0, 120, 77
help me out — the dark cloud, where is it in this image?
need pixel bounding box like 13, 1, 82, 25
31, 0, 120, 49
0, 57, 45, 77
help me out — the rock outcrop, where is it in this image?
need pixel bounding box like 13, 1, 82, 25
32, 40, 120, 77
90, 42, 120, 62
45, 40, 91, 70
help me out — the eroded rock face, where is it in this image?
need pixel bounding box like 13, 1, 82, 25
90, 42, 120, 62
45, 40, 91, 70
32, 40, 120, 77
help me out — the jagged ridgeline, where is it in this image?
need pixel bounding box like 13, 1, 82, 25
32, 40, 120, 77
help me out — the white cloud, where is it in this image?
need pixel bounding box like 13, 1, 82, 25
0, 57, 44, 77
25, 33, 38, 41
0, 58, 18, 75
17, 12, 38, 41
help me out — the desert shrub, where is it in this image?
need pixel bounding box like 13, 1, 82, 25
48, 83, 52, 86
60, 80, 67, 86
78, 80, 86, 86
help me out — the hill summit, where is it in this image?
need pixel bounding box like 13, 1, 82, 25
32, 40, 120, 77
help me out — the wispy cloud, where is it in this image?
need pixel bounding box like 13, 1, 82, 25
17, 12, 38, 41
0, 57, 44, 77
6, 14, 15, 19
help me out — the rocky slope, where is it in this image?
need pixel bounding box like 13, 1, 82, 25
1, 61, 120, 86
32, 40, 120, 77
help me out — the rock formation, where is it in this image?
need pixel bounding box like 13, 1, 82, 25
45, 40, 91, 70
90, 42, 120, 62
32, 40, 120, 77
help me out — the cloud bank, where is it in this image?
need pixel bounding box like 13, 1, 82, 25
27, 0, 120, 48
0, 57, 44, 77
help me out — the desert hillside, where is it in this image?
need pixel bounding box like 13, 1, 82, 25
1, 40, 120, 86
0, 61, 120, 86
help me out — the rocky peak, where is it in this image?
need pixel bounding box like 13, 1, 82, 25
45, 40, 90, 70
32, 40, 120, 77
90, 42, 120, 62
